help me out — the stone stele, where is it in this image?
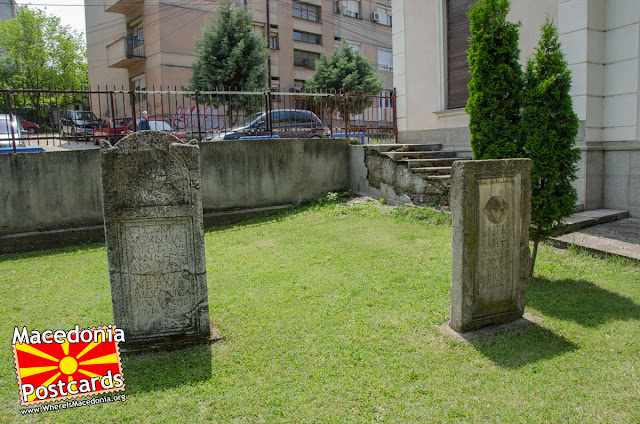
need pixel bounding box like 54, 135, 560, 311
449, 159, 531, 333
100, 132, 210, 344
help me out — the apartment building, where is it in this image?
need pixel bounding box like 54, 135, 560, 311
85, 0, 392, 96
0, 0, 18, 21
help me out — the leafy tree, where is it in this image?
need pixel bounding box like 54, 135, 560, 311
522, 18, 580, 276
0, 6, 87, 118
306, 44, 382, 124
466, 0, 524, 159
190, 2, 268, 126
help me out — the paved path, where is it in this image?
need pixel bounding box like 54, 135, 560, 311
552, 218, 640, 261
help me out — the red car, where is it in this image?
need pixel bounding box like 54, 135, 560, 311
94, 117, 133, 145
17, 116, 40, 134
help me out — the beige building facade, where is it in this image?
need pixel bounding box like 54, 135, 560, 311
393, 0, 640, 217
86, 0, 393, 95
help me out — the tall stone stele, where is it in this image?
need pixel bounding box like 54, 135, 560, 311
449, 159, 531, 333
100, 132, 211, 345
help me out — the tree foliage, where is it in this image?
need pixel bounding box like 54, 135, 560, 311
466, 0, 523, 159
522, 18, 581, 276
190, 2, 268, 123
0, 6, 87, 113
306, 44, 382, 121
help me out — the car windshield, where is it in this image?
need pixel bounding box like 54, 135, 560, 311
0, 117, 17, 134
77, 111, 98, 121
235, 112, 263, 129
149, 121, 175, 131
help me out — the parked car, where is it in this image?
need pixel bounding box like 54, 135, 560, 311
0, 114, 26, 148
59, 110, 101, 140
206, 109, 327, 141
147, 119, 187, 140
17, 116, 41, 134
94, 117, 133, 145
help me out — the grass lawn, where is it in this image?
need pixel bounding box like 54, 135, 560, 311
0, 197, 638, 423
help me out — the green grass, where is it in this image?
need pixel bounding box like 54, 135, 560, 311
0, 198, 638, 423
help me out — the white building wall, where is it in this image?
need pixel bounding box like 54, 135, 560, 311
394, 0, 640, 216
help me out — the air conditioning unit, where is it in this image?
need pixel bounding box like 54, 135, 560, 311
371, 11, 381, 22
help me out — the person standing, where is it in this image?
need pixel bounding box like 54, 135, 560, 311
138, 111, 150, 131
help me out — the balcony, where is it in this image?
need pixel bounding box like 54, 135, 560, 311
105, 0, 143, 14
107, 37, 145, 69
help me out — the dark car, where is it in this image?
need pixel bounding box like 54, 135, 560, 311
17, 116, 41, 134
206, 109, 327, 141
59, 110, 101, 140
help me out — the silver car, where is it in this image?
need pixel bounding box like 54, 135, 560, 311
0, 114, 26, 148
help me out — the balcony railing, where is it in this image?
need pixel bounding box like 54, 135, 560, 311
126, 38, 145, 58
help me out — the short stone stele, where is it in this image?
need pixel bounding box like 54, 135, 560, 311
100, 132, 211, 345
449, 159, 531, 333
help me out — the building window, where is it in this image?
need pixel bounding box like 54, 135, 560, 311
131, 74, 146, 103
293, 1, 320, 23
377, 48, 392, 71
372, 4, 392, 26
127, 20, 144, 57
270, 33, 279, 49
252, 24, 265, 38
294, 50, 320, 69
293, 80, 305, 92
446, 0, 474, 109
271, 78, 281, 101
342, 0, 360, 18
293, 30, 321, 45
344, 40, 362, 55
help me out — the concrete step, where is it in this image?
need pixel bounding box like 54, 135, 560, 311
411, 166, 452, 175
424, 174, 451, 181
382, 150, 457, 160
401, 157, 470, 168
553, 209, 630, 236
365, 143, 443, 153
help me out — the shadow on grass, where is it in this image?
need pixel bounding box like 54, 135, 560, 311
467, 323, 578, 369
527, 277, 640, 327
120, 344, 212, 394
0, 241, 106, 263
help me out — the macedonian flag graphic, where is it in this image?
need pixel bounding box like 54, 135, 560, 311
12, 326, 124, 406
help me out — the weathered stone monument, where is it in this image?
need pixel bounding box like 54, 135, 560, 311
449, 159, 531, 333
100, 132, 211, 346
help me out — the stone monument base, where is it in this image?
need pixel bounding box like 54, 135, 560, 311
438, 312, 542, 341
119, 321, 222, 353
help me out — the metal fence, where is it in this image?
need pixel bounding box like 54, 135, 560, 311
0, 88, 397, 152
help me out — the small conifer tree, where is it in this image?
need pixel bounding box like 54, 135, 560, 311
522, 18, 581, 276
306, 44, 382, 123
466, 0, 524, 159
190, 2, 268, 125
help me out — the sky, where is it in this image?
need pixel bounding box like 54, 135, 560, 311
17, 0, 87, 40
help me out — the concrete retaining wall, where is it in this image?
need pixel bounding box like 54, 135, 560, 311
1, 138, 350, 253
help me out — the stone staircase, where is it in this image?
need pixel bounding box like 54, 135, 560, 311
360, 143, 469, 206
366, 143, 470, 182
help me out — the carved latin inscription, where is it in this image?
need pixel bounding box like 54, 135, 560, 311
121, 219, 195, 335
475, 177, 520, 317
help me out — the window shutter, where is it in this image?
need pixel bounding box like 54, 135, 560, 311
447, 0, 474, 109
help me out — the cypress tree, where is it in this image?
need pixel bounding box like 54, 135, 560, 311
466, 0, 524, 159
522, 18, 581, 276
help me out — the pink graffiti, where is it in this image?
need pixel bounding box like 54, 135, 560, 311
173, 106, 226, 132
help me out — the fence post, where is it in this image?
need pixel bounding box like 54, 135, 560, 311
130, 90, 137, 133
343, 85, 349, 139
392, 87, 398, 143
6, 91, 16, 153
109, 90, 117, 135
195, 90, 202, 140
